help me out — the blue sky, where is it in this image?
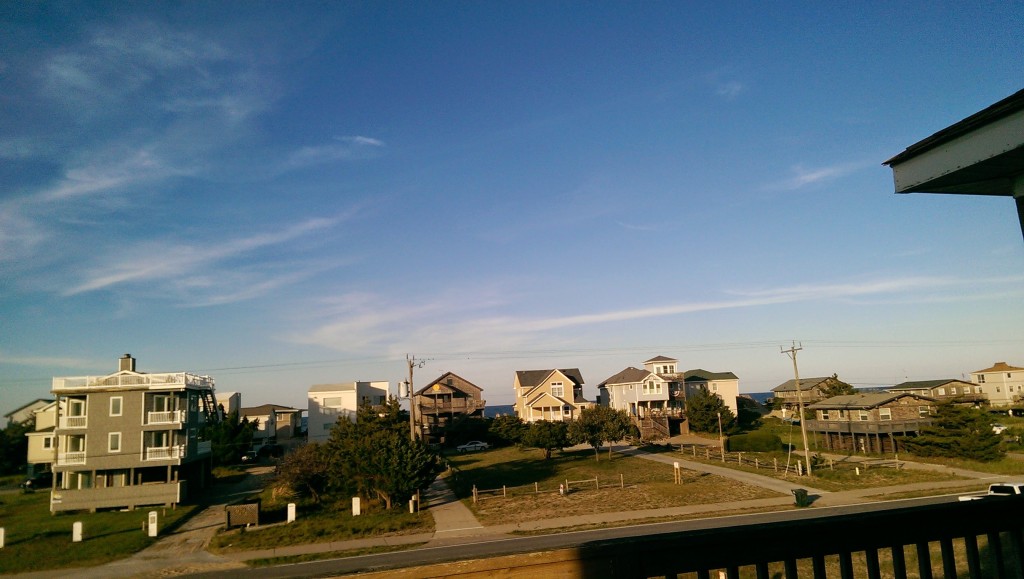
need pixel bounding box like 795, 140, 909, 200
2, 2, 1023, 414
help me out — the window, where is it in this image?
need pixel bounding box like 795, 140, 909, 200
839, 410, 847, 418
978, 375, 986, 383
919, 406, 930, 417
551, 382, 564, 398
820, 410, 830, 420
949, 387, 957, 395
858, 410, 869, 421
936, 388, 945, 396
975, 386, 983, 394
712, 383, 718, 392
880, 408, 892, 421
43, 436, 53, 449
109, 397, 122, 417
109, 432, 121, 453
323, 397, 341, 407
69, 398, 86, 416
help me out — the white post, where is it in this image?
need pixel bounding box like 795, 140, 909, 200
73, 521, 83, 542
0, 527, 5, 549
409, 498, 415, 513
352, 497, 361, 516
148, 511, 158, 537
287, 503, 296, 523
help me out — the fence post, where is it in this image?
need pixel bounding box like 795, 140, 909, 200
535, 482, 539, 493
774, 458, 778, 472
472, 485, 478, 504
755, 458, 759, 469
692, 445, 696, 457
705, 447, 710, 459
738, 452, 742, 465
620, 473, 624, 488
596, 478, 600, 490
503, 485, 506, 498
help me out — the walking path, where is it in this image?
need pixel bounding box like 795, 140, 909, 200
7, 443, 1009, 577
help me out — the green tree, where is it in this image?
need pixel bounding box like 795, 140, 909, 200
488, 414, 527, 447
200, 410, 255, 466
567, 405, 636, 461
443, 415, 489, 447
685, 387, 735, 434
274, 442, 328, 502
0, 418, 31, 475
900, 402, 1004, 461
819, 374, 857, 398
324, 400, 444, 510
522, 420, 569, 459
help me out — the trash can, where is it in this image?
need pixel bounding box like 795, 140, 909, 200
792, 488, 810, 507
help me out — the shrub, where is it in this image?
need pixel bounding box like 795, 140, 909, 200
726, 431, 783, 452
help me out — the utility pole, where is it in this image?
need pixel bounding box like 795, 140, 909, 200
781, 341, 813, 476
404, 354, 427, 441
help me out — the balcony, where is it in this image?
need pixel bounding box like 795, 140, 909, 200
58, 415, 87, 429
806, 418, 933, 435
144, 445, 184, 461
416, 398, 486, 414
57, 451, 86, 466
147, 410, 185, 425
53, 372, 214, 392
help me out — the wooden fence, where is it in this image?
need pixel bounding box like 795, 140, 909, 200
673, 443, 903, 477
472, 474, 627, 504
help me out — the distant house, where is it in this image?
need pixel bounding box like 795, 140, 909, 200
307, 381, 389, 443
49, 354, 220, 512
240, 404, 303, 444
5, 398, 54, 427
513, 369, 592, 423
682, 369, 740, 416
598, 366, 671, 419
25, 400, 59, 477
807, 392, 936, 454
771, 376, 846, 414
889, 379, 984, 405
970, 362, 1024, 408
216, 391, 241, 417
414, 372, 486, 444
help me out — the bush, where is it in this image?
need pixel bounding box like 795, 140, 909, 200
726, 431, 783, 452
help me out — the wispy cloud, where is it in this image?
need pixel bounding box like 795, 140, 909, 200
293, 275, 1024, 355
771, 162, 866, 190
65, 217, 345, 299
284, 136, 386, 169
715, 80, 745, 100
0, 352, 97, 369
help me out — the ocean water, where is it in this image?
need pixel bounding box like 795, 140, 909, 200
484, 404, 515, 418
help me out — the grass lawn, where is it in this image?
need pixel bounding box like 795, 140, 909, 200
208, 498, 433, 553
444, 446, 779, 525
0, 490, 199, 575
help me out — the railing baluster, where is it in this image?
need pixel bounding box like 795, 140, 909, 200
812, 554, 826, 579
892, 544, 907, 579
1009, 528, 1024, 579
917, 541, 933, 579
839, 550, 854, 579
865, 547, 881, 579
940, 537, 956, 578
755, 561, 769, 579
964, 534, 981, 578
784, 558, 798, 579
988, 531, 1006, 579
726, 565, 739, 579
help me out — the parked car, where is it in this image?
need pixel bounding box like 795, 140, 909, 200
241, 450, 259, 463
20, 471, 53, 493
456, 440, 490, 452
959, 482, 1024, 501
993, 423, 1008, 435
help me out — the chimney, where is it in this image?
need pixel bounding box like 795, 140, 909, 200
119, 354, 136, 372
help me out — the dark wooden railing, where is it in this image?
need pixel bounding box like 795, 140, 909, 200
565, 497, 1024, 578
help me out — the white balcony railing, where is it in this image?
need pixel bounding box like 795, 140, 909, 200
144, 445, 184, 461
59, 416, 88, 429
53, 372, 215, 391
147, 410, 185, 424
57, 451, 87, 466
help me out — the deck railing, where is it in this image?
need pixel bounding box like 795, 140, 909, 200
58, 415, 87, 429
56, 451, 86, 466
53, 372, 214, 391
147, 410, 185, 424
144, 445, 184, 461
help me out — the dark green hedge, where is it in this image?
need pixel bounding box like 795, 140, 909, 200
726, 431, 783, 452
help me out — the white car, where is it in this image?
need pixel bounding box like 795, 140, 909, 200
993, 424, 1008, 435
456, 441, 490, 452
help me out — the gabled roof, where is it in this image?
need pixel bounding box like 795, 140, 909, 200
772, 377, 833, 393
515, 368, 584, 389
973, 362, 1024, 374
4, 398, 54, 419
597, 367, 652, 387
526, 390, 572, 408
890, 379, 973, 391
241, 404, 297, 416
808, 392, 935, 410
644, 355, 678, 364
683, 369, 738, 381
416, 371, 483, 396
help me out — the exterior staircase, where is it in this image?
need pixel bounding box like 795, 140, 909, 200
636, 415, 670, 441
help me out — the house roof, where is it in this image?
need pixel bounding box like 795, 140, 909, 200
515, 369, 584, 389
772, 377, 833, 393
973, 362, 1024, 374
416, 371, 483, 396
644, 355, 678, 364
890, 379, 973, 391
683, 369, 738, 381
241, 404, 297, 416
4, 398, 54, 419
597, 367, 652, 387
808, 392, 935, 410
526, 391, 572, 408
